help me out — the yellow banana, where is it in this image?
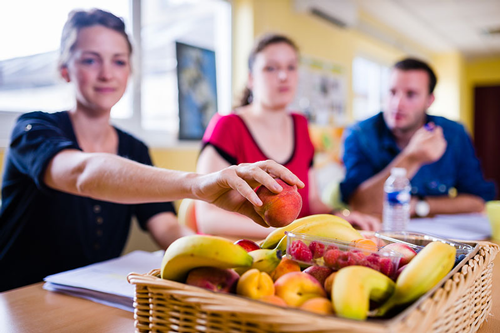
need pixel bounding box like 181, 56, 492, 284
261, 214, 353, 249
276, 220, 363, 252
376, 241, 456, 316
161, 235, 253, 281
333, 266, 395, 320
235, 248, 282, 275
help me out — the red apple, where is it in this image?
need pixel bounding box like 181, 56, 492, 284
379, 257, 395, 277
234, 239, 261, 252
254, 178, 302, 228
303, 266, 333, 287
186, 267, 239, 293
382, 243, 418, 266
394, 264, 407, 280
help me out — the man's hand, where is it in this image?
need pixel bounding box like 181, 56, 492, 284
193, 160, 305, 227
336, 210, 381, 231
404, 123, 447, 165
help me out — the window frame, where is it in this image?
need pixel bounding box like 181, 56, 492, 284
0, 0, 231, 149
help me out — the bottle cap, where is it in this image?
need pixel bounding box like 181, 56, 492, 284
391, 167, 407, 177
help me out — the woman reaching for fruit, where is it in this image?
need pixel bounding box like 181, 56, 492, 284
0, 10, 304, 292
196, 34, 380, 238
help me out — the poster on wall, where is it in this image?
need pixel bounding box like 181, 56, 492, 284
289, 56, 347, 126
176, 42, 218, 140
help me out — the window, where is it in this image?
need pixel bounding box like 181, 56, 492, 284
0, 0, 131, 114
0, 0, 231, 146
352, 57, 390, 121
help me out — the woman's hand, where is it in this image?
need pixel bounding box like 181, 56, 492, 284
193, 160, 304, 227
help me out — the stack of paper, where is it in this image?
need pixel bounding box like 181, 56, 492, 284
408, 213, 491, 240
43, 250, 163, 312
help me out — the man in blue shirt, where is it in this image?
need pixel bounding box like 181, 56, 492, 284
340, 58, 495, 218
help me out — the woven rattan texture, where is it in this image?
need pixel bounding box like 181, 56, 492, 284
128, 242, 499, 333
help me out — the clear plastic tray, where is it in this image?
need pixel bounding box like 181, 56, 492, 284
374, 231, 474, 255
374, 230, 474, 266
285, 231, 403, 279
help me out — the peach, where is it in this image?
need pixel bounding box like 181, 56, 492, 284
254, 178, 302, 227
258, 295, 288, 307
353, 239, 378, 255
186, 267, 239, 293
270, 257, 301, 282
324, 272, 338, 296
236, 268, 274, 300
382, 243, 417, 266
299, 297, 334, 315
274, 272, 326, 307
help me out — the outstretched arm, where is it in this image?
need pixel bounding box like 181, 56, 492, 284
44, 149, 304, 226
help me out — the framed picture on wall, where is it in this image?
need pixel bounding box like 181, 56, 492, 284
176, 42, 218, 140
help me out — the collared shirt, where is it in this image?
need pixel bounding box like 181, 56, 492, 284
0, 111, 175, 291
340, 112, 496, 204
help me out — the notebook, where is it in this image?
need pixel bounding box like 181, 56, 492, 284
43, 250, 164, 312
408, 213, 491, 241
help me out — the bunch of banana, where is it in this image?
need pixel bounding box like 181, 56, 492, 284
261, 214, 355, 249
333, 266, 396, 320
235, 248, 282, 275
161, 235, 253, 281
376, 241, 456, 316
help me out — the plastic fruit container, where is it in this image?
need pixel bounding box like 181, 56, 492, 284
285, 231, 403, 279
374, 230, 474, 266
374, 231, 473, 254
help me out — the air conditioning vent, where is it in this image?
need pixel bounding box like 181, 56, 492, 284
294, 0, 357, 28
310, 7, 347, 28
483, 27, 500, 35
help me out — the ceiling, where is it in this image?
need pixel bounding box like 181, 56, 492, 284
296, 0, 500, 60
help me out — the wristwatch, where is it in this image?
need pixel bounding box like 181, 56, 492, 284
415, 197, 430, 217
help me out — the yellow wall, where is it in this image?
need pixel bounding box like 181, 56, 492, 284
150, 148, 199, 173
232, 0, 436, 122
430, 52, 466, 125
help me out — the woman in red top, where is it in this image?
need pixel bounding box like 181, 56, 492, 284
197, 34, 379, 238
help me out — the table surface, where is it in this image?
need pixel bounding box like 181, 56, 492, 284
2, 243, 499, 333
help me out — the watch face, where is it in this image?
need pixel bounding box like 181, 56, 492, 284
416, 200, 430, 217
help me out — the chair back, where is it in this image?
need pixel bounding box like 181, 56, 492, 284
178, 198, 198, 233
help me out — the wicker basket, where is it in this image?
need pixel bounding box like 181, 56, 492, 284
127, 241, 499, 333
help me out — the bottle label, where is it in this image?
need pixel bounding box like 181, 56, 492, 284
386, 191, 410, 205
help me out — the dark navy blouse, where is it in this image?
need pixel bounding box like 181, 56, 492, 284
0, 111, 175, 291
340, 112, 496, 204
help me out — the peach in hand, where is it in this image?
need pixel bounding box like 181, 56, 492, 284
274, 271, 326, 307
236, 268, 274, 300
254, 178, 302, 227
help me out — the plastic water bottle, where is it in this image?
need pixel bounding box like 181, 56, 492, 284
383, 168, 411, 231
